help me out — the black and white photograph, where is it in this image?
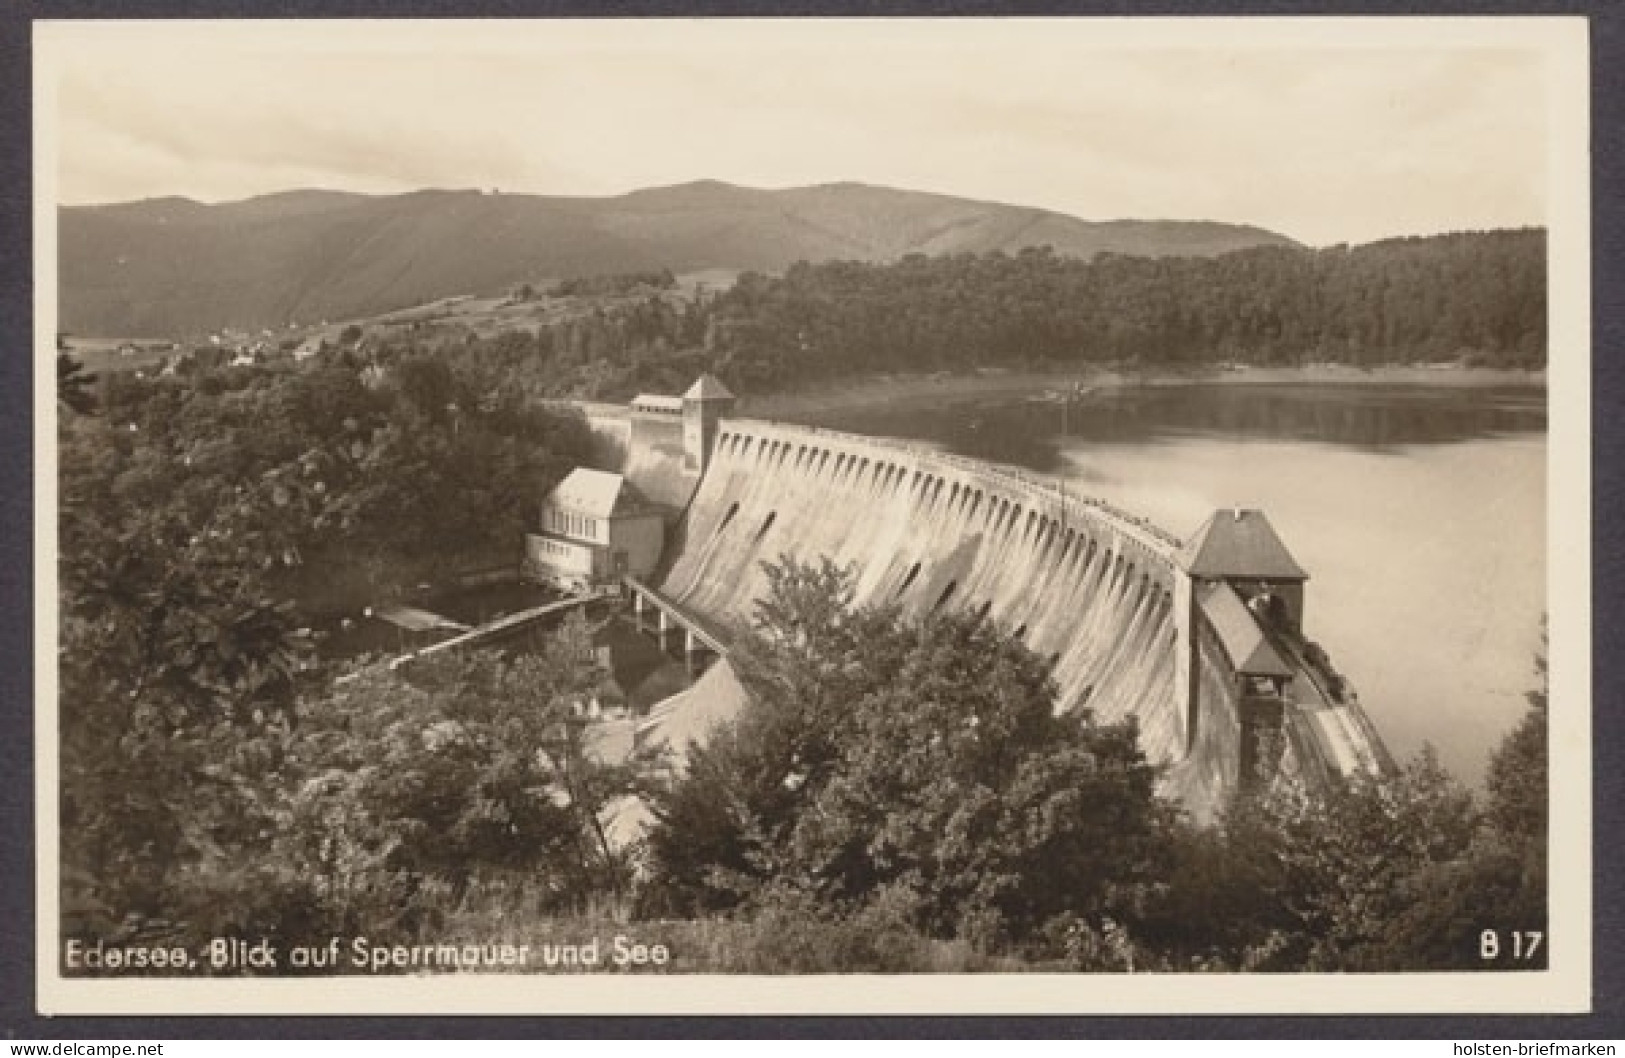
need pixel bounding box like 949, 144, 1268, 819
32, 15, 1591, 1015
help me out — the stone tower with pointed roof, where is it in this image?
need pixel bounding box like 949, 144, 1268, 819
682, 374, 735, 473
1170, 508, 1309, 763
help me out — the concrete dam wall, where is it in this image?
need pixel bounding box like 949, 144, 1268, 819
569, 403, 702, 518
655, 417, 1357, 813
568, 382, 1392, 818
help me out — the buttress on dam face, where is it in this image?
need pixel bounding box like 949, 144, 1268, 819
529, 376, 1394, 820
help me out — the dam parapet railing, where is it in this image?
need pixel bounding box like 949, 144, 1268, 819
716, 416, 1185, 563
549, 398, 1183, 561
547, 398, 632, 421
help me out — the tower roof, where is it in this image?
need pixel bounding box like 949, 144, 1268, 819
683, 374, 735, 400
1178, 508, 1307, 580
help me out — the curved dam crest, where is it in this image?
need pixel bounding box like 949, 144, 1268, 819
559, 381, 1392, 818
664, 417, 1234, 808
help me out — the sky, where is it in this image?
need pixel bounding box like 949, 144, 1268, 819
40, 18, 1564, 246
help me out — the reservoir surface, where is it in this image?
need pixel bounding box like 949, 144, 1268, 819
780, 379, 1548, 786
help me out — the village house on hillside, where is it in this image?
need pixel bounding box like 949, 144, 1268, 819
523, 468, 665, 591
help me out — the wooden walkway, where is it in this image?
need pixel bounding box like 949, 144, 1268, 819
377, 586, 621, 670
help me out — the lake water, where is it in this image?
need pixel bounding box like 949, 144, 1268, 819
782, 380, 1547, 786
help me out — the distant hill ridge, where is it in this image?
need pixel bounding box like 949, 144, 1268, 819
59, 180, 1300, 337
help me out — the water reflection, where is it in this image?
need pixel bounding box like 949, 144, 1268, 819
510, 616, 693, 712
320, 583, 693, 714
785, 383, 1546, 471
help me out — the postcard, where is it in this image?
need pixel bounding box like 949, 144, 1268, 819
33, 15, 1590, 1016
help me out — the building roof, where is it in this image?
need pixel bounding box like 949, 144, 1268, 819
1178, 508, 1308, 580
1197, 582, 1296, 678
683, 374, 735, 400
546, 468, 655, 519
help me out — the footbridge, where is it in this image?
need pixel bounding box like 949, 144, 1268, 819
622, 575, 726, 674
384, 586, 621, 669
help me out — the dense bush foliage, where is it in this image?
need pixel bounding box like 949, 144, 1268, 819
639, 560, 1550, 971
204, 623, 648, 946
644, 559, 1172, 952
548, 269, 677, 298
1139, 750, 1482, 970
381, 231, 1545, 400
61, 621, 649, 960
57, 352, 600, 953
70, 349, 592, 612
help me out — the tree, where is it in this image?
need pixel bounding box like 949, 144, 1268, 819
787, 611, 1171, 945
57, 352, 96, 415
1487, 623, 1547, 844
1383, 625, 1548, 969
58, 411, 312, 930
1133, 624, 1555, 973
56, 346, 597, 949
643, 557, 909, 914
643, 557, 1174, 951
236, 615, 649, 938
1232, 748, 1480, 971
1132, 745, 1483, 972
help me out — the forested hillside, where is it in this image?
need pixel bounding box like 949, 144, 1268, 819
711, 231, 1546, 388
59, 181, 1295, 337
402, 229, 1545, 400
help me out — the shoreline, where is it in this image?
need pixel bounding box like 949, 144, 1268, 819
738, 363, 1547, 418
